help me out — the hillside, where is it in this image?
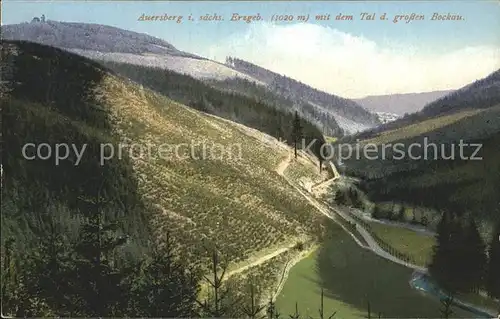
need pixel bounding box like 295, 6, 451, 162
225, 57, 381, 134
355, 90, 454, 115
1, 19, 200, 58
206, 77, 344, 137
100, 61, 329, 159
1, 40, 332, 316
0, 20, 264, 85
422, 69, 500, 117
335, 70, 500, 229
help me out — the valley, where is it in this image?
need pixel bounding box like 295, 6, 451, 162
1, 9, 500, 319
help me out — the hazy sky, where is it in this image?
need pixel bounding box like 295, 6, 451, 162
3, 1, 500, 98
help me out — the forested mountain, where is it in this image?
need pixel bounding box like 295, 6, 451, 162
225, 57, 381, 134
2, 20, 380, 136
422, 69, 500, 117
1, 19, 201, 58
102, 61, 329, 159
1, 40, 331, 316
355, 69, 500, 140
336, 69, 500, 229
1, 20, 255, 83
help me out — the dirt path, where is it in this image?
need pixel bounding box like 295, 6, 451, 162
224, 245, 294, 281
275, 149, 426, 271
310, 175, 339, 192
200, 115, 425, 283
276, 151, 292, 176
275, 151, 370, 249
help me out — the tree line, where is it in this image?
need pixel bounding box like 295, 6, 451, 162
429, 211, 500, 303
207, 77, 345, 137
225, 56, 380, 125
102, 61, 329, 162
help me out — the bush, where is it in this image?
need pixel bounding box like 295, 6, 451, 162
293, 241, 304, 251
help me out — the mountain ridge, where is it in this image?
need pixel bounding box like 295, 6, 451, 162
2, 20, 380, 135
1, 20, 202, 58
225, 57, 381, 134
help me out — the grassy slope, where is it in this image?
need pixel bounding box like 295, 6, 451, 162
284, 155, 330, 187
101, 61, 328, 160
98, 74, 332, 267
4, 41, 334, 272
2, 40, 336, 300
276, 223, 471, 319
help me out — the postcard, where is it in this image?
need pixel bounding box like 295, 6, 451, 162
1, 1, 499, 318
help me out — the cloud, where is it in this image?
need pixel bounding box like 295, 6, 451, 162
204, 22, 500, 99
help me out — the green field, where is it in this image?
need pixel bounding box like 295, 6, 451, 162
369, 222, 435, 267
276, 223, 471, 319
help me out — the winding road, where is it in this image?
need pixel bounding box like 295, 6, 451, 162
211, 118, 497, 317
274, 150, 497, 317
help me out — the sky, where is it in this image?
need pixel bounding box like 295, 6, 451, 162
2, 1, 500, 98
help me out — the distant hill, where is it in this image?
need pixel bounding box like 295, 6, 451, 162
336, 69, 500, 229
0, 20, 260, 83
355, 90, 454, 115
225, 57, 381, 134
354, 69, 500, 140
422, 69, 500, 117
1, 19, 201, 58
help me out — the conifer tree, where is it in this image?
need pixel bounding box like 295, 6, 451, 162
486, 220, 500, 298
69, 191, 128, 316
241, 278, 266, 319
27, 215, 74, 316
196, 245, 239, 317
127, 232, 200, 317
439, 294, 454, 319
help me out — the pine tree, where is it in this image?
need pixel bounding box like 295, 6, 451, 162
446, 214, 470, 293
486, 220, 500, 299
241, 277, 266, 319
372, 205, 383, 219
462, 217, 487, 293
398, 205, 405, 222
429, 211, 459, 293
291, 111, 303, 159
1, 237, 26, 316
69, 194, 128, 316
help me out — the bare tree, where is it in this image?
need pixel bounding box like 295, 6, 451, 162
439, 294, 454, 319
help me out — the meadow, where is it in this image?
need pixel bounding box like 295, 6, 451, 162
369, 222, 435, 267
276, 222, 472, 319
